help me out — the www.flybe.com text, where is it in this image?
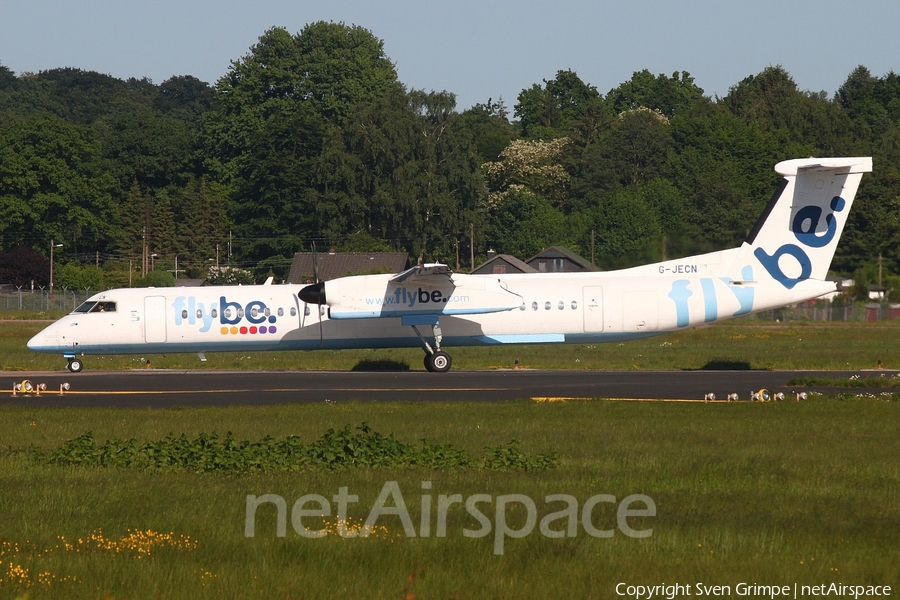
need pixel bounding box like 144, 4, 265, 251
365, 288, 469, 308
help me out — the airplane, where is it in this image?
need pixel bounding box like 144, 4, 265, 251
28, 156, 872, 373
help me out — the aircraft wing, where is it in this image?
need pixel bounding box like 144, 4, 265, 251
390, 263, 453, 284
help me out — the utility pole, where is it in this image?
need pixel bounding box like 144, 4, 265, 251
142, 227, 148, 277
591, 230, 595, 265
878, 253, 883, 288
49, 240, 63, 294
470, 222, 475, 271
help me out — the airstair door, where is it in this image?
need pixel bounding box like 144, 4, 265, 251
144, 296, 167, 343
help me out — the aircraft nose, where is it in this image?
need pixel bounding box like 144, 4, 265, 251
27, 322, 59, 352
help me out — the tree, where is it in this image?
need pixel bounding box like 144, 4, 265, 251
0, 245, 49, 287
0, 62, 15, 92
606, 70, 704, 118
460, 98, 517, 162
206, 22, 404, 269
514, 70, 601, 137
485, 189, 575, 259
581, 186, 662, 268
155, 75, 217, 122
336, 88, 485, 262
56, 263, 104, 291
483, 138, 570, 208
605, 107, 673, 186
0, 113, 117, 253
724, 65, 850, 153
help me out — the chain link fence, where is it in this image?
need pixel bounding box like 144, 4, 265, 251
741, 301, 900, 322
0, 290, 95, 312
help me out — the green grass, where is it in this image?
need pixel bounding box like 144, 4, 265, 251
1, 399, 898, 598
5, 319, 900, 372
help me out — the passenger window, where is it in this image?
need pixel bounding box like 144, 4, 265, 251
237, 308, 244, 318
223, 307, 232, 319
250, 307, 259, 318
544, 301, 551, 311
571, 301, 578, 310
558, 301, 564, 310
532, 302, 538, 311
277, 308, 284, 317
196, 309, 203, 319
182, 309, 188, 319
211, 308, 218, 318
264, 308, 271, 317
290, 307, 297, 317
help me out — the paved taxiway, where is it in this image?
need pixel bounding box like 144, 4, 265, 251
1, 369, 895, 407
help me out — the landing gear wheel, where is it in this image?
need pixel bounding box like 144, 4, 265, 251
67, 358, 83, 373
424, 350, 452, 373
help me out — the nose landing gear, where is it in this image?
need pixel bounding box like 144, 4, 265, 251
66, 356, 83, 373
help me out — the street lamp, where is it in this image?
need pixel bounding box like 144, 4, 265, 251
49, 240, 63, 295
150, 253, 158, 272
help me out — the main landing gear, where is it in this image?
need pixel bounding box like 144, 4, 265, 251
408, 320, 453, 373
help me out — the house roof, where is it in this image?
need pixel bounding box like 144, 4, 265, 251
525, 246, 599, 271
174, 278, 206, 287
287, 252, 409, 283
470, 254, 538, 274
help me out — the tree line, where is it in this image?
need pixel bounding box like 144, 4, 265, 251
1, 21, 898, 293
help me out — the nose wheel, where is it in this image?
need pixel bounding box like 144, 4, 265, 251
66, 358, 84, 373
424, 350, 452, 373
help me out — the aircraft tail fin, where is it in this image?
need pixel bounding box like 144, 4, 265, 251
736, 157, 872, 289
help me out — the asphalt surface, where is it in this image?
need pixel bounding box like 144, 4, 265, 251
1, 369, 896, 407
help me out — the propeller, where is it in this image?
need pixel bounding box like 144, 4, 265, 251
297, 242, 325, 346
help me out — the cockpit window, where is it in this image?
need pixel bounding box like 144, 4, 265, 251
74, 301, 97, 313
91, 301, 116, 313
73, 300, 117, 314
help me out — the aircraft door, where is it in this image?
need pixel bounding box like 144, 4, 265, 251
582, 286, 604, 333
144, 296, 167, 343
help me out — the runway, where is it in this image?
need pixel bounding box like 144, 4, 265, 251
1, 368, 895, 407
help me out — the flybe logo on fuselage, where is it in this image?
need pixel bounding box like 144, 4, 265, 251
172, 296, 278, 335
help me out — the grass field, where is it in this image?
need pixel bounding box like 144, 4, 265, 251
0, 399, 898, 598
1, 320, 899, 598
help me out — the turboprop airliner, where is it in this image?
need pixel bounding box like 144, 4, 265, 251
28, 157, 872, 373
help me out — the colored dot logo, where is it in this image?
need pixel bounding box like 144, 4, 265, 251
221, 325, 277, 335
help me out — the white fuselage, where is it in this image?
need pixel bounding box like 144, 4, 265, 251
27, 246, 832, 358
